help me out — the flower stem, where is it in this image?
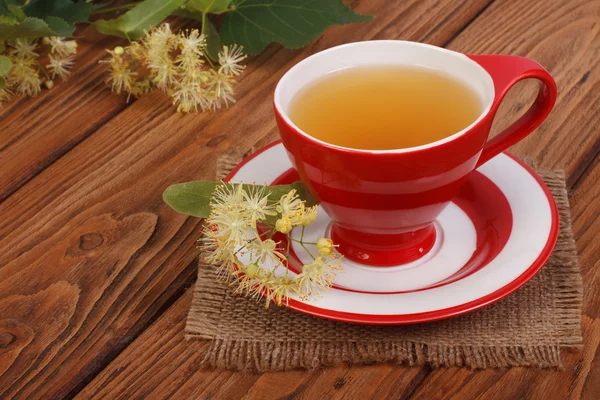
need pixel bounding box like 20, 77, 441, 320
233, 244, 247, 256
291, 238, 318, 245
38, 61, 50, 80
299, 226, 316, 260
285, 233, 291, 276
300, 242, 316, 260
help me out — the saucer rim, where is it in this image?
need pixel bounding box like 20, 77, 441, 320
225, 140, 559, 325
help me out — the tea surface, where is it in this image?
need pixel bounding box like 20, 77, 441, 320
289, 65, 482, 150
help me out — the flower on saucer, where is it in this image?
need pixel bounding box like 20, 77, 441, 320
200, 182, 343, 307
242, 185, 276, 228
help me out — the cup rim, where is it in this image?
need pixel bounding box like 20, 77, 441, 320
273, 40, 495, 154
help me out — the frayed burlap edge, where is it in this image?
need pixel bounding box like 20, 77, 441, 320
185, 153, 582, 372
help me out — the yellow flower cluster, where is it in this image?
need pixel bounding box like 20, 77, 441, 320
0, 37, 77, 106
101, 23, 247, 112
200, 183, 342, 307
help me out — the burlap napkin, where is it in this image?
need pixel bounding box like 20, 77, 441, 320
185, 150, 582, 372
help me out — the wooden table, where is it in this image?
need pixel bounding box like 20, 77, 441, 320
1, 0, 599, 398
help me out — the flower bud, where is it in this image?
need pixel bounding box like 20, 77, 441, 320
275, 218, 292, 234
245, 263, 259, 278
316, 238, 334, 256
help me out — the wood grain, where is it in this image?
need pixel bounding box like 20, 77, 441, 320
75, 290, 432, 400
0, 1, 496, 398
411, 154, 600, 400
0, 27, 129, 202
75, 0, 600, 398
410, 0, 600, 397
0, 20, 190, 202
445, 0, 600, 175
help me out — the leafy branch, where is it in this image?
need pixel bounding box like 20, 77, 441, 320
0, 0, 373, 59
163, 180, 317, 218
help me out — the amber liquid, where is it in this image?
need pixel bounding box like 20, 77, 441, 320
289, 65, 482, 150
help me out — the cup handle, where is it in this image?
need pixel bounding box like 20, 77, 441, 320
468, 55, 557, 167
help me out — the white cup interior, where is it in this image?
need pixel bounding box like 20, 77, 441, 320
274, 40, 495, 153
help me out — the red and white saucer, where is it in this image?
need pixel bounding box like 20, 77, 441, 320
227, 141, 558, 325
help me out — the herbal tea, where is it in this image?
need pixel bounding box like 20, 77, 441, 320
289, 65, 482, 150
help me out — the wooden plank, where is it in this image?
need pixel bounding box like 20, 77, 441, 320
0, 27, 129, 202
75, 290, 431, 400
0, 1, 494, 398
0, 19, 190, 202
445, 0, 600, 175
74, 0, 600, 397
407, 0, 600, 397
410, 154, 600, 400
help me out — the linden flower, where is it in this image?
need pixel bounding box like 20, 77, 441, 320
297, 256, 342, 298
148, 56, 177, 89
47, 55, 74, 79
146, 23, 177, 48
101, 45, 152, 100
201, 236, 235, 265
295, 266, 323, 299
2, 36, 77, 102
10, 38, 38, 57
144, 24, 178, 89
211, 183, 246, 213
206, 69, 236, 109
242, 270, 276, 302
178, 29, 206, 65
277, 190, 304, 219
298, 205, 318, 226
48, 37, 78, 57
232, 262, 260, 293
208, 210, 249, 246
8, 57, 41, 96
249, 238, 285, 265
102, 54, 142, 100
242, 185, 276, 228
101, 23, 246, 113
218, 44, 247, 76
265, 275, 301, 307
199, 183, 343, 307
213, 258, 238, 281
171, 79, 207, 112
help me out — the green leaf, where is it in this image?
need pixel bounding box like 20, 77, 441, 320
45, 15, 73, 36
0, 17, 65, 40
163, 181, 317, 218
0, 76, 5, 90
0, 55, 12, 76
171, 7, 202, 20
94, 0, 187, 40
7, 5, 25, 21
220, 0, 373, 55
23, 0, 93, 25
202, 15, 220, 61
186, 0, 230, 14
0, 15, 17, 25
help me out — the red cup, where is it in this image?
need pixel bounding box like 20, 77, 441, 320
274, 41, 556, 266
